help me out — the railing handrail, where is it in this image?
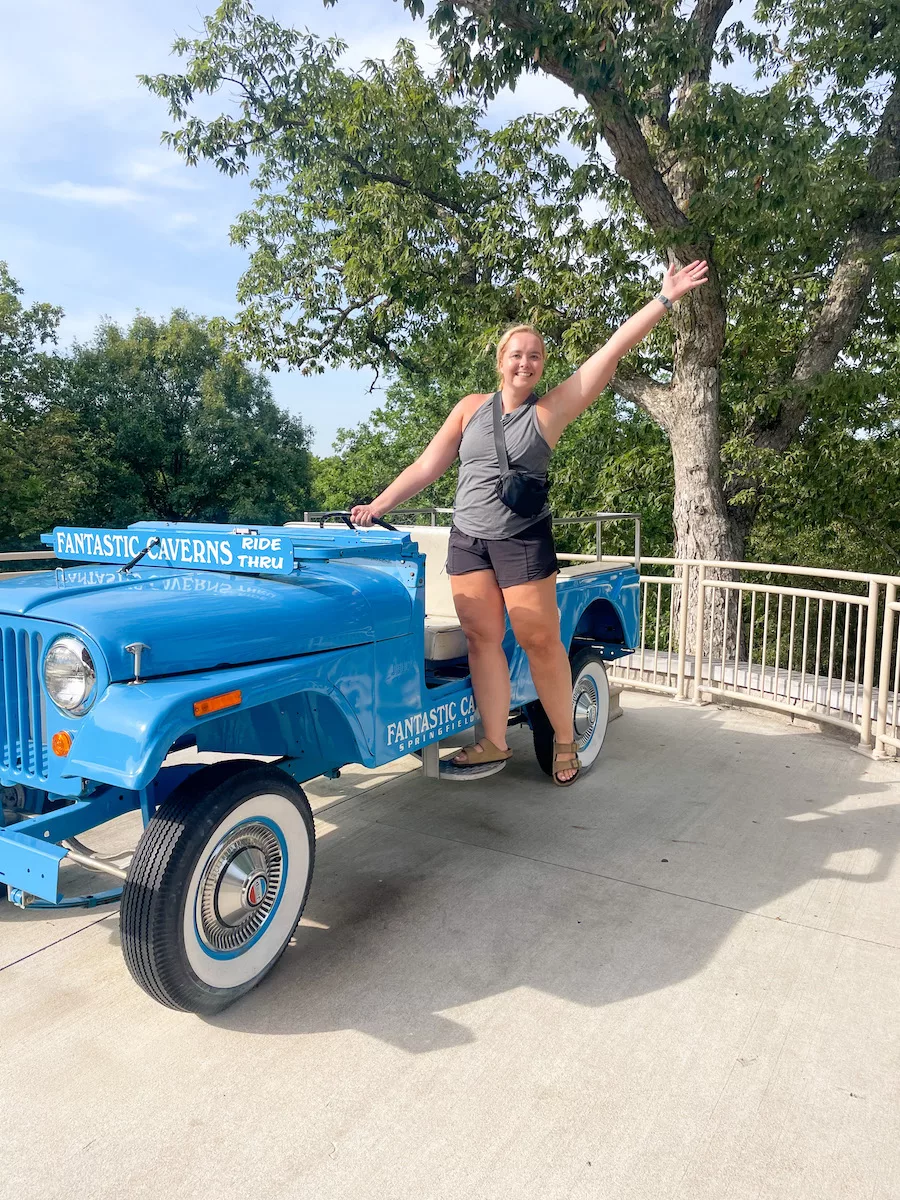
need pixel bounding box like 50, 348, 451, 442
3, 538, 899, 756
607, 560, 900, 759
574, 553, 900, 589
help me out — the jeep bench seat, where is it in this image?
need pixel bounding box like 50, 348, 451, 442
398, 526, 620, 662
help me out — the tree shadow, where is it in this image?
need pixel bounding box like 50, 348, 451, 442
209, 701, 900, 1050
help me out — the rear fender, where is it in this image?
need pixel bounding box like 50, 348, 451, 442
570, 597, 627, 651
560, 569, 640, 658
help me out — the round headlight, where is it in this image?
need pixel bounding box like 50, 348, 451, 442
44, 636, 97, 715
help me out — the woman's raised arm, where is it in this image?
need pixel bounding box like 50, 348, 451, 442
538, 261, 708, 444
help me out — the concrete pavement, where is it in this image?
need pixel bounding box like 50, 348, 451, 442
2, 693, 900, 1200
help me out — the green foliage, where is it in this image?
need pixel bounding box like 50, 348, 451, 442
141, 0, 900, 571
0, 270, 314, 552
0, 262, 66, 550
59, 313, 314, 528
141, 5, 662, 379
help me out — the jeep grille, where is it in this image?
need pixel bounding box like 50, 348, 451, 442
1, 626, 48, 782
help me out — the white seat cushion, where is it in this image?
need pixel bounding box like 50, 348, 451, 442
399, 526, 469, 660
424, 616, 469, 661
398, 526, 456, 616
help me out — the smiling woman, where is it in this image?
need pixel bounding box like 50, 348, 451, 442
350, 262, 709, 785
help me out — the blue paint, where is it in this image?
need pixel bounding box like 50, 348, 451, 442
1, 519, 640, 909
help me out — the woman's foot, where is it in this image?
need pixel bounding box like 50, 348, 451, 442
552, 740, 581, 786
440, 738, 512, 781
451, 738, 510, 766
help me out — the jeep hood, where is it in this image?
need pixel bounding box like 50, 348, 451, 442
0, 564, 413, 681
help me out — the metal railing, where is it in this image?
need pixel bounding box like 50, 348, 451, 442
877, 585, 900, 756
603, 557, 900, 757
0, 550, 56, 580
2, 537, 897, 755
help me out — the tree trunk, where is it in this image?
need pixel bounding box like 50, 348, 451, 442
669, 370, 739, 563
666, 365, 743, 660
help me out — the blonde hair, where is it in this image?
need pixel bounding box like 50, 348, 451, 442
495, 324, 546, 380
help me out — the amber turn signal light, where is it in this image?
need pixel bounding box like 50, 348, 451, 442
52, 731, 73, 757
193, 689, 242, 718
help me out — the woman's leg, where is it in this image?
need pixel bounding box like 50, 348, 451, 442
502, 574, 577, 781
450, 568, 511, 756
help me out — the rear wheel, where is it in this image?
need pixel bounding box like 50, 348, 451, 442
527, 649, 611, 778
121, 761, 315, 1014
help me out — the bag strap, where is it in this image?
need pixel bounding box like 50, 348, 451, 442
491, 391, 511, 475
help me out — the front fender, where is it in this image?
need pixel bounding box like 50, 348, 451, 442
63, 643, 376, 792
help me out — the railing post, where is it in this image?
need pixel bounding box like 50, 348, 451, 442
873, 582, 896, 755
860, 579, 881, 749
675, 562, 691, 701
634, 517, 641, 575
693, 563, 707, 704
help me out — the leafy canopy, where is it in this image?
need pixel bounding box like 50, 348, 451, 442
0, 268, 315, 550
141, 0, 900, 568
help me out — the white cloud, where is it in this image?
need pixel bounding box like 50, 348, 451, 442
31, 180, 143, 207
166, 211, 200, 231
121, 147, 203, 191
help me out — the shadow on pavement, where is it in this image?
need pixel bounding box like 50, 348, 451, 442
207, 700, 900, 1050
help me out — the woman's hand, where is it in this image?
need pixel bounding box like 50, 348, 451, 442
350, 503, 383, 527
662, 259, 709, 302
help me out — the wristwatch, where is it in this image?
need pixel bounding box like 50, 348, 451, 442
654, 292, 673, 312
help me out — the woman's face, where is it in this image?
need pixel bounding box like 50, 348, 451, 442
500, 333, 545, 393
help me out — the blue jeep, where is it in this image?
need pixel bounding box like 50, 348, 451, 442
0, 514, 639, 1013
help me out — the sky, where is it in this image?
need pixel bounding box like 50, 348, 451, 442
1, 0, 581, 454
2, 1, 758, 455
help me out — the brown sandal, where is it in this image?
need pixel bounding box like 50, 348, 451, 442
451, 738, 512, 767
552, 740, 581, 787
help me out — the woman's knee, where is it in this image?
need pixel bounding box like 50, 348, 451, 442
452, 577, 506, 648
457, 609, 505, 650
516, 621, 563, 657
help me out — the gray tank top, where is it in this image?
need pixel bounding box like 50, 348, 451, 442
453, 392, 552, 539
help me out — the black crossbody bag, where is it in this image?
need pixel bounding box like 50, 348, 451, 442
491, 391, 551, 519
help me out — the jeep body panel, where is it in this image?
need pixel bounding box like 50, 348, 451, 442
0, 518, 639, 922
0, 562, 413, 681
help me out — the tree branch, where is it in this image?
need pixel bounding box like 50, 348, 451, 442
447, 0, 688, 234
612, 368, 673, 428
364, 327, 428, 379
683, 0, 733, 90
279, 294, 382, 372
754, 74, 900, 453
644, 0, 733, 144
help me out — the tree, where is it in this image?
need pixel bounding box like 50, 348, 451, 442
2, 307, 315, 545
0, 264, 65, 550
58, 312, 315, 527
143, 0, 900, 570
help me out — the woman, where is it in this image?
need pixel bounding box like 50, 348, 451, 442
352, 260, 708, 784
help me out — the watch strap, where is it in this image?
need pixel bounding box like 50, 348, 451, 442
654, 291, 673, 312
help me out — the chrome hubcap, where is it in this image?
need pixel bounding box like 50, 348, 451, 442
197, 823, 283, 953
573, 677, 599, 750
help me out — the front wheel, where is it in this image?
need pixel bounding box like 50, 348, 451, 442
527, 649, 611, 778
121, 761, 315, 1014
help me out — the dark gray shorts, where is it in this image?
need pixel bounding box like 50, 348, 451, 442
446, 517, 559, 589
